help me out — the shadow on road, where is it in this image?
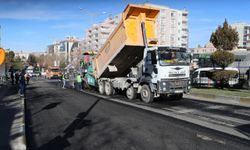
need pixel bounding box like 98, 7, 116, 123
236, 124, 250, 137
32, 102, 61, 116
38, 99, 100, 150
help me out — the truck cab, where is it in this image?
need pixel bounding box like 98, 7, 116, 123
136, 46, 191, 102
46, 66, 62, 79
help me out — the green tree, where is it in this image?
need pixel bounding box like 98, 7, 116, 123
210, 51, 235, 69
28, 54, 37, 66
209, 19, 239, 88
210, 19, 239, 50
13, 56, 24, 70
59, 61, 67, 69
6, 51, 15, 62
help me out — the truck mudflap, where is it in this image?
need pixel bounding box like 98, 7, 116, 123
157, 79, 191, 94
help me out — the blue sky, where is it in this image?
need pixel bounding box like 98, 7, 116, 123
0, 0, 250, 52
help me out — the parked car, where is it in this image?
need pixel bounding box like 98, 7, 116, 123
192, 67, 239, 87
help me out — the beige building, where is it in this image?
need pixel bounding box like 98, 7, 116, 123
191, 42, 217, 54
144, 3, 189, 48
14, 51, 31, 61
47, 36, 80, 66
231, 22, 250, 50
82, 15, 121, 52
82, 4, 189, 53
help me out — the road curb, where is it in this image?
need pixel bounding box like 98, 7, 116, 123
1, 85, 27, 150
10, 96, 26, 150
186, 92, 250, 108
81, 90, 250, 142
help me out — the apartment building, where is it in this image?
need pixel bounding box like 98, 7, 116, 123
144, 3, 189, 48
82, 15, 121, 52
47, 36, 80, 65
14, 51, 30, 61
82, 4, 188, 53
231, 22, 250, 50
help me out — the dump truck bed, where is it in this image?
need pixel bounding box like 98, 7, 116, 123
93, 4, 159, 78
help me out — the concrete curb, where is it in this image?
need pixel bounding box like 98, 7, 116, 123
186, 92, 250, 108
10, 97, 26, 150
1, 85, 27, 150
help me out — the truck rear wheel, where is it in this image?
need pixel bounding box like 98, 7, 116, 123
126, 86, 137, 100
105, 81, 113, 96
140, 85, 153, 103
98, 81, 105, 95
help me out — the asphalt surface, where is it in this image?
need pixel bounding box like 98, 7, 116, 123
25, 78, 250, 150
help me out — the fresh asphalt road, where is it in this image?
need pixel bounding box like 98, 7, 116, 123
25, 78, 250, 150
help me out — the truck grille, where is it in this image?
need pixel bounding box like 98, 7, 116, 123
158, 79, 189, 94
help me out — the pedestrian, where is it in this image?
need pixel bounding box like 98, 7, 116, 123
10, 68, 14, 85
62, 72, 66, 89
19, 70, 26, 97
25, 73, 30, 85
15, 71, 20, 84
76, 73, 83, 91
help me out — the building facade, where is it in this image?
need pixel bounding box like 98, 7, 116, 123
82, 4, 189, 52
82, 15, 121, 52
14, 51, 30, 61
231, 22, 250, 50
47, 36, 80, 66
144, 3, 189, 48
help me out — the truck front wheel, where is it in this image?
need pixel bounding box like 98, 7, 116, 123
140, 85, 153, 103
98, 81, 105, 95
105, 81, 113, 96
126, 86, 137, 100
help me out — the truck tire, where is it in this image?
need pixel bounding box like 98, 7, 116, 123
105, 81, 113, 96
140, 85, 154, 103
98, 81, 105, 95
126, 86, 137, 100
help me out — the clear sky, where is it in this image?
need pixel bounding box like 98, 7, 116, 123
0, 0, 250, 52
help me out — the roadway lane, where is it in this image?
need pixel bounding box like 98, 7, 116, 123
25, 78, 250, 150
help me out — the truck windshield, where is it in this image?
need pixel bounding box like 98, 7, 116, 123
51, 69, 59, 72
158, 50, 189, 66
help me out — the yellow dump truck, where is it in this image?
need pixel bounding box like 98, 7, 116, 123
93, 4, 191, 103
46, 66, 62, 79
0, 48, 6, 65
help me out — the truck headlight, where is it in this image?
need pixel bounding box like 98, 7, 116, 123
163, 82, 166, 86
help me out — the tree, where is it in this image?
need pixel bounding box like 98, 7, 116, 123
13, 56, 24, 70
210, 19, 239, 50
36, 54, 45, 67
210, 51, 235, 69
27, 54, 37, 66
59, 61, 67, 69
7, 51, 15, 62
209, 19, 239, 88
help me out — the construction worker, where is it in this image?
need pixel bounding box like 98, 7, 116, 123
76, 73, 82, 91
62, 72, 66, 89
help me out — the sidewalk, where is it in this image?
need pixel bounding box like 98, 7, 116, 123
0, 85, 26, 150
185, 91, 250, 108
